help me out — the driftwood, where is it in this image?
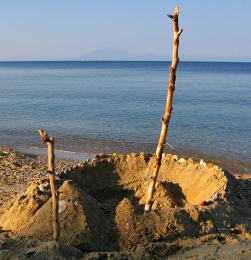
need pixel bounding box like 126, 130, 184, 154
38, 128, 60, 241
145, 6, 183, 211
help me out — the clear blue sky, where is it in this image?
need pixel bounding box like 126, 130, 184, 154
0, 0, 250, 61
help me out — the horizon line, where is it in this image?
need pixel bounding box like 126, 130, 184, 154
0, 60, 251, 63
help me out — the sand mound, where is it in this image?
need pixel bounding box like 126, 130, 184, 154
0, 180, 113, 251
0, 153, 250, 252
0, 181, 50, 230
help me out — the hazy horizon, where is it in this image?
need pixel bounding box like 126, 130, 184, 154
0, 1, 251, 62
0, 58, 251, 63
1, 46, 251, 63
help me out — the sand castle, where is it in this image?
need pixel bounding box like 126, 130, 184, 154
0, 153, 250, 256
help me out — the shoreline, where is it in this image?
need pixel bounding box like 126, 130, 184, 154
11, 144, 251, 175
16, 146, 94, 162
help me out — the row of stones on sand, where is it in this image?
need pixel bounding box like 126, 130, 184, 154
59, 152, 225, 178
0, 145, 226, 186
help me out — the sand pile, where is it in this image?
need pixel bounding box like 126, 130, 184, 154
0, 152, 250, 253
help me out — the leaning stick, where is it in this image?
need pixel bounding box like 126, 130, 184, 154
38, 128, 60, 241
145, 6, 183, 211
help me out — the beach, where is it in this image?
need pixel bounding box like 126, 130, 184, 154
0, 61, 250, 259
1, 1, 251, 258
0, 61, 250, 258
0, 146, 250, 258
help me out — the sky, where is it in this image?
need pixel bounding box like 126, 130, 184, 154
0, 0, 250, 61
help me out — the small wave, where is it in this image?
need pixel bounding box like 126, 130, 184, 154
26, 146, 92, 161
29, 146, 89, 155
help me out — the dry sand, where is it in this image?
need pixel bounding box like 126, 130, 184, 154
0, 147, 250, 259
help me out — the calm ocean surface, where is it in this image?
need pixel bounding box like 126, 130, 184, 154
0, 61, 250, 172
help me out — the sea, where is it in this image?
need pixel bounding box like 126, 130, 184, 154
0, 61, 250, 173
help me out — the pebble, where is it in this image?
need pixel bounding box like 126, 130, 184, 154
58, 200, 67, 214
199, 159, 207, 167
171, 155, 179, 162
178, 158, 187, 165
214, 165, 220, 171
0, 146, 77, 187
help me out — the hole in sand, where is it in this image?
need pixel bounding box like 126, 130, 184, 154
67, 153, 227, 210
0, 153, 232, 252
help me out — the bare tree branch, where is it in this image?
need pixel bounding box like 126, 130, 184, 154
145, 6, 183, 212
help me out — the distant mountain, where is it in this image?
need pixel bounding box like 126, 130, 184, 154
81, 48, 166, 61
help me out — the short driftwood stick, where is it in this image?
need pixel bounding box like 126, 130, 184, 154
145, 6, 183, 211
38, 128, 60, 241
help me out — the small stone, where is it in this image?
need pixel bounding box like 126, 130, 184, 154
214, 165, 219, 171
171, 155, 178, 162
58, 200, 67, 214
199, 159, 206, 167
39, 184, 46, 192
178, 158, 187, 165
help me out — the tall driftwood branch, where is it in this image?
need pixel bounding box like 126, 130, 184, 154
38, 128, 60, 241
145, 6, 183, 212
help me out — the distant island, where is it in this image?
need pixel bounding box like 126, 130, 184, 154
80, 47, 167, 61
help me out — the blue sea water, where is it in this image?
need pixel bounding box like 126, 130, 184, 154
0, 61, 250, 171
